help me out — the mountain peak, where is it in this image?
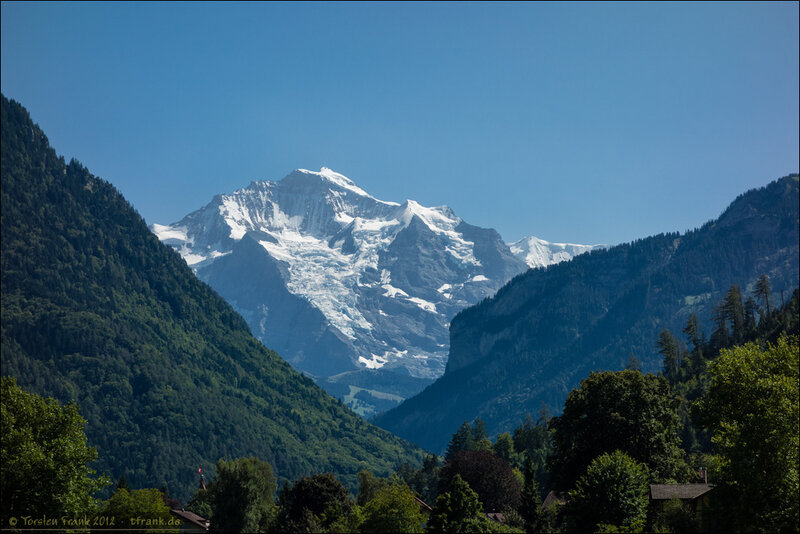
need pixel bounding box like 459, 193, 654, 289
288, 167, 372, 198
153, 164, 600, 416
509, 235, 606, 269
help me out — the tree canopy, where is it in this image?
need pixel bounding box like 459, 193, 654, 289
98, 487, 175, 533
439, 450, 521, 513
548, 369, 688, 489
566, 450, 650, 532
276, 473, 351, 532
427, 475, 493, 533
1, 376, 109, 522
693, 335, 799, 532
206, 457, 276, 534
361, 482, 426, 534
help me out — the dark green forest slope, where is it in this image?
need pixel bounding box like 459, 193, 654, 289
0, 95, 424, 501
375, 174, 799, 452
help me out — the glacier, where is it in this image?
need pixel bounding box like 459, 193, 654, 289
152, 167, 600, 415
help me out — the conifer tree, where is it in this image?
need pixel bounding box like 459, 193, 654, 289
744, 297, 758, 336
445, 422, 474, 461
755, 274, 771, 315
520, 455, 545, 534
356, 468, 387, 506
710, 303, 731, 354
724, 285, 746, 343
657, 329, 680, 384
492, 432, 516, 463
471, 418, 492, 451
682, 313, 704, 358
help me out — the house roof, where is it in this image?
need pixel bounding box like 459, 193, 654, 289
487, 512, 506, 524
170, 508, 210, 531
650, 484, 714, 501
414, 496, 433, 511
542, 491, 568, 509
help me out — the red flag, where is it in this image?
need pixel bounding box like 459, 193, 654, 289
198, 467, 203, 474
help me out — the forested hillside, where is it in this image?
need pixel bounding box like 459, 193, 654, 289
0, 95, 424, 501
375, 174, 799, 452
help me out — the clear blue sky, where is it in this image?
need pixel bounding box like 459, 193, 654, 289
2, 2, 797, 245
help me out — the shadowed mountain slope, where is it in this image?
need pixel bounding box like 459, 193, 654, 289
0, 95, 424, 501
375, 174, 799, 452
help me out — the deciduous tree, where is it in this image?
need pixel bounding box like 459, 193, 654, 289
427, 475, 493, 533
1, 377, 109, 522
566, 451, 649, 532
548, 370, 688, 490
206, 457, 276, 534
98, 487, 176, 533
693, 335, 799, 532
361, 482, 425, 533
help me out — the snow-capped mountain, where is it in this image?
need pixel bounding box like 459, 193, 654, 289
152, 167, 594, 415
510, 236, 606, 268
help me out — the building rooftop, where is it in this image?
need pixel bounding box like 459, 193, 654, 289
650, 483, 714, 501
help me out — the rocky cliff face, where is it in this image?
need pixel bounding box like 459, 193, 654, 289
374, 175, 800, 452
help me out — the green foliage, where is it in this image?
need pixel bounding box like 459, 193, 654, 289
427, 475, 493, 533
548, 370, 689, 490
649, 498, 700, 534
512, 413, 553, 495
361, 482, 426, 533
97, 487, 176, 533
595, 519, 646, 533
1, 376, 110, 522
375, 175, 800, 453
493, 433, 516, 463
663, 281, 799, 456
755, 274, 771, 315
0, 94, 424, 501
566, 451, 650, 533
205, 457, 276, 534
472, 418, 493, 451
439, 450, 521, 513
445, 419, 491, 460
723, 285, 747, 345
657, 329, 681, 385
116, 476, 131, 491
519, 456, 545, 534
328, 504, 365, 533
186, 487, 213, 520
693, 335, 799, 532
276, 473, 351, 532
445, 422, 473, 461
356, 469, 387, 506
397, 454, 442, 507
